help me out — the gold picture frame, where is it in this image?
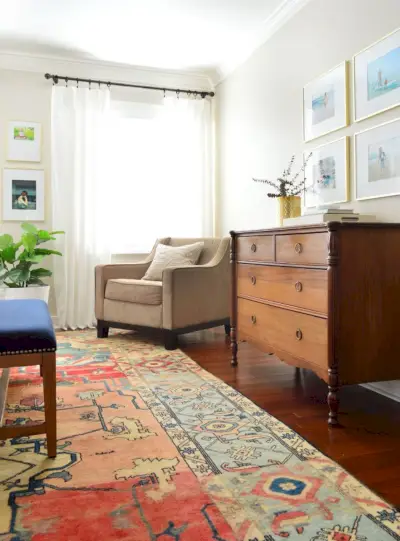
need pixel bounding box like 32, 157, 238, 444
354, 117, 400, 201
304, 136, 350, 208
303, 61, 350, 143
353, 27, 400, 123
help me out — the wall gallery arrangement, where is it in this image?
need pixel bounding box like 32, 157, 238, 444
303, 27, 400, 208
1, 120, 44, 222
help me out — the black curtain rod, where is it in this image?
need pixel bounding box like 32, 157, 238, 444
44, 73, 214, 98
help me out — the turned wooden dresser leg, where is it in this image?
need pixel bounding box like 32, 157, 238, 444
231, 325, 238, 367
328, 367, 339, 426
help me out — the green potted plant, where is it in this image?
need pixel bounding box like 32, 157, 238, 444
0, 223, 64, 303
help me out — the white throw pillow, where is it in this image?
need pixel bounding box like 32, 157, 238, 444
143, 242, 204, 281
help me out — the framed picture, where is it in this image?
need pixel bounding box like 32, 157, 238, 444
2, 169, 45, 221
303, 61, 349, 142
304, 137, 349, 208
354, 27, 400, 122
355, 117, 400, 200
7, 121, 42, 162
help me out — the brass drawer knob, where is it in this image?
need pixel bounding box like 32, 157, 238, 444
251, 276, 257, 285
251, 315, 257, 324
295, 281, 303, 292
296, 328, 303, 341
294, 242, 303, 254
251, 243, 257, 253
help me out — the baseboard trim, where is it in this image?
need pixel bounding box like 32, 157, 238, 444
362, 383, 400, 403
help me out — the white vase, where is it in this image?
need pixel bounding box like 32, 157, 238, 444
0, 285, 50, 304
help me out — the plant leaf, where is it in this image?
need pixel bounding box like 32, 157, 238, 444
49, 230, 65, 235
28, 277, 46, 286
6, 267, 30, 285
22, 232, 37, 254
34, 248, 62, 257
0, 234, 13, 250
1, 245, 17, 264
30, 268, 52, 278
21, 223, 38, 234
21, 253, 46, 264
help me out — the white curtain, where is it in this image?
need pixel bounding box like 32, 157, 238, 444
51, 86, 112, 329
107, 94, 214, 253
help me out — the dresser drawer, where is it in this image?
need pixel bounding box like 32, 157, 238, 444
237, 235, 274, 262
238, 298, 328, 370
237, 264, 328, 314
276, 232, 329, 266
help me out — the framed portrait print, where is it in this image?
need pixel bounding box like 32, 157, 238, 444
304, 137, 349, 208
2, 169, 45, 221
355, 117, 400, 200
303, 61, 349, 142
354, 27, 400, 122
7, 121, 42, 162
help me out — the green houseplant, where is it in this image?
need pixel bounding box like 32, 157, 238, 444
0, 223, 64, 302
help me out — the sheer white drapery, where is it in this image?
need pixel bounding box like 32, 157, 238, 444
51, 88, 214, 328
51, 86, 112, 329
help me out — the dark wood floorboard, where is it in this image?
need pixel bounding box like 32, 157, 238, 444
179, 327, 400, 507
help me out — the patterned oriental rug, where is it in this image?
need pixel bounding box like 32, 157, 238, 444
1, 331, 399, 541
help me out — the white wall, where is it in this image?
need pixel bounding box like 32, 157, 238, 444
215, 0, 400, 402
216, 0, 400, 234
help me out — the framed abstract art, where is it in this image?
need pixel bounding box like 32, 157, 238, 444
304, 137, 349, 208
355, 117, 400, 200
354, 27, 400, 122
303, 61, 349, 142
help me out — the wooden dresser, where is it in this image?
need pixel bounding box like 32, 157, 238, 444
230, 223, 400, 425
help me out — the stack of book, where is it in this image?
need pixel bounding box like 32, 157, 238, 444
283, 208, 376, 226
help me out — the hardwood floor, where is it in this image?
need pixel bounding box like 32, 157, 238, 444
179, 327, 400, 506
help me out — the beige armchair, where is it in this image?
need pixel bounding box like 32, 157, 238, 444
95, 237, 230, 349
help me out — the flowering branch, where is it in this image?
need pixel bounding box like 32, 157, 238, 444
253, 153, 313, 198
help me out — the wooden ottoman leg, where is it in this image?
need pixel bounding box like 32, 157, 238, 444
42, 353, 57, 458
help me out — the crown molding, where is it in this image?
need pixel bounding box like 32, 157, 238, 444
215, 0, 313, 85
0, 50, 214, 91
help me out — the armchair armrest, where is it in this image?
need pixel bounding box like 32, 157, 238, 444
162, 260, 230, 330
95, 263, 151, 320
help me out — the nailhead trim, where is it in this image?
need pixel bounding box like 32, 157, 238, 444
0, 347, 56, 356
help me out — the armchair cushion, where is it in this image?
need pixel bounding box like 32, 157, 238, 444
105, 279, 162, 306
142, 242, 204, 281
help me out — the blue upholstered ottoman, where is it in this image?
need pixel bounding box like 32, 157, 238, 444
0, 299, 57, 457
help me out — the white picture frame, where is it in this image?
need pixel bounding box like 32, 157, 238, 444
7, 121, 42, 162
304, 137, 350, 208
2, 169, 45, 221
303, 61, 349, 142
355, 117, 400, 201
353, 27, 400, 122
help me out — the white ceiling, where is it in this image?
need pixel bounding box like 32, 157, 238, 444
0, 0, 307, 82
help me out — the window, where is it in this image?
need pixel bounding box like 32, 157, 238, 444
107, 97, 213, 254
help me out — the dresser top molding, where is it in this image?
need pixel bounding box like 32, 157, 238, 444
230, 222, 400, 236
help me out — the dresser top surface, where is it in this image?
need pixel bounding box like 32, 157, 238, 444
231, 222, 400, 236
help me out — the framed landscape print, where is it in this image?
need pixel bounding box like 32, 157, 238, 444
2, 169, 45, 221
304, 137, 349, 208
354, 28, 400, 122
355, 117, 400, 200
7, 121, 42, 162
303, 61, 349, 142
